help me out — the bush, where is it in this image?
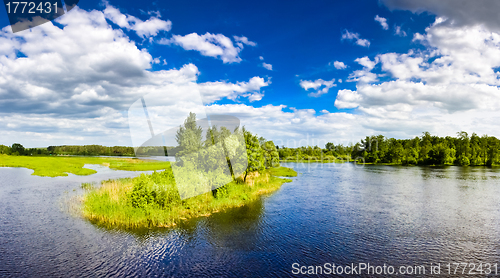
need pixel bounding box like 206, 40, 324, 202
128, 171, 180, 209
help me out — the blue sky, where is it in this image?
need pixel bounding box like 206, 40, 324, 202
1, 0, 500, 147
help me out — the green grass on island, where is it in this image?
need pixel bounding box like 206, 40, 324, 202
0, 154, 172, 177
80, 166, 296, 229
267, 166, 298, 177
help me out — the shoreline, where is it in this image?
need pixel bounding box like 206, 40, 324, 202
0, 154, 172, 177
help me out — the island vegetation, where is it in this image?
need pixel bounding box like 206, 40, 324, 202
81, 113, 296, 228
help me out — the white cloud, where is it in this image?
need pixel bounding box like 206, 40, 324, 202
412, 33, 425, 41
198, 76, 270, 103
300, 79, 336, 97
165, 32, 245, 63
205, 104, 367, 147
0, 6, 270, 146
341, 30, 370, 47
356, 39, 370, 47
355, 56, 377, 70
375, 15, 389, 30
248, 92, 264, 102
334, 89, 363, 109
103, 4, 171, 38
394, 25, 407, 37
334, 18, 500, 137
233, 35, 257, 47
331, 61, 347, 69
347, 57, 379, 83
262, 62, 273, 71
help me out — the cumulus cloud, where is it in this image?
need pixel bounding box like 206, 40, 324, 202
341, 30, 370, 47
394, 25, 407, 37
103, 4, 171, 38
199, 76, 270, 103
205, 104, 367, 147
347, 57, 379, 83
380, 0, 500, 33
300, 79, 336, 97
0, 7, 270, 146
262, 62, 273, 70
164, 32, 246, 63
331, 61, 347, 69
375, 15, 389, 30
355, 56, 377, 70
335, 17, 500, 136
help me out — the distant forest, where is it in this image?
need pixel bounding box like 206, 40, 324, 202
2, 131, 500, 166
0, 144, 136, 156
278, 132, 500, 166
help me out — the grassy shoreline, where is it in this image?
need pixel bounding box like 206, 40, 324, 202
80, 166, 297, 229
0, 154, 172, 177
280, 159, 351, 163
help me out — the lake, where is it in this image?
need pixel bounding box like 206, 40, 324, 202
1, 163, 500, 277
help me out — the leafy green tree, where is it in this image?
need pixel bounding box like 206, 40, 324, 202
419, 132, 432, 164
262, 140, 280, 168
11, 143, 24, 156
387, 138, 404, 164
487, 136, 500, 166
456, 131, 471, 166
0, 145, 11, 155
243, 127, 265, 181
175, 112, 203, 162
480, 135, 489, 165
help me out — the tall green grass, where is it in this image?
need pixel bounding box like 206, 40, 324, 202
81, 167, 296, 228
0, 154, 171, 177
267, 166, 298, 177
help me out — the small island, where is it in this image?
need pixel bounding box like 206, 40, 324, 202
80, 113, 297, 228
81, 166, 296, 228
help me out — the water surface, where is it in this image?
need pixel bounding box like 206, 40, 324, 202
1, 163, 500, 277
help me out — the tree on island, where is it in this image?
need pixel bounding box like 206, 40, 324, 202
173, 113, 280, 181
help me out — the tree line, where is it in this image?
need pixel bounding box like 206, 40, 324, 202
0, 143, 135, 156
277, 131, 500, 166
8, 128, 496, 167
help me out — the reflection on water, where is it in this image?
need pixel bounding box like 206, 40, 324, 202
1, 164, 500, 277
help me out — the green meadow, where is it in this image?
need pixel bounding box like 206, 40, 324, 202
0, 155, 172, 177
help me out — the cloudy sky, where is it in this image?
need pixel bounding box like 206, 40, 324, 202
1, 0, 500, 148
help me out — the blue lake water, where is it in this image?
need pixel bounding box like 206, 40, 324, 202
1, 163, 500, 277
